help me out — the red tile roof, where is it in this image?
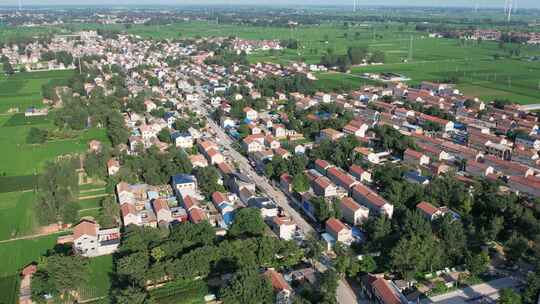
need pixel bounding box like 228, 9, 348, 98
353, 184, 388, 208
121, 203, 137, 216
153, 198, 170, 212
212, 192, 227, 205
341, 197, 362, 212
326, 217, 346, 234
327, 167, 358, 189
404, 148, 424, 160
183, 195, 199, 210
265, 269, 292, 291
315, 159, 331, 170
372, 277, 403, 304
73, 220, 98, 240
349, 164, 365, 178
189, 208, 207, 224
416, 201, 438, 216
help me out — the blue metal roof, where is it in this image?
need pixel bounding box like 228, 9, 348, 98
171, 174, 196, 186
404, 171, 430, 184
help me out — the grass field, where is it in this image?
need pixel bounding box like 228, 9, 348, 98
0, 191, 39, 241
0, 70, 74, 113
79, 255, 113, 301
149, 279, 209, 304
0, 123, 108, 177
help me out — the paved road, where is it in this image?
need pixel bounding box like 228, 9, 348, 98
195, 102, 359, 304
424, 277, 521, 304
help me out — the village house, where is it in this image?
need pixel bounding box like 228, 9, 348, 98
361, 273, 408, 304
416, 201, 444, 221
183, 195, 208, 224
211, 191, 236, 227
319, 128, 344, 142
107, 158, 120, 176
243, 134, 265, 153
326, 166, 360, 193
339, 197, 369, 226
280, 173, 294, 193
189, 154, 209, 168
403, 148, 431, 166
172, 174, 198, 197
171, 131, 194, 148
311, 176, 339, 198
349, 164, 372, 183
265, 269, 293, 304
271, 216, 297, 241
57, 219, 120, 258
243, 106, 258, 121
352, 184, 394, 218
325, 217, 353, 244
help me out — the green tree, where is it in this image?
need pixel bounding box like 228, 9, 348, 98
229, 208, 266, 238
221, 268, 274, 304
318, 269, 339, 304
498, 288, 522, 304
195, 166, 225, 198
107, 111, 129, 146
117, 251, 149, 285
347, 46, 368, 64
358, 256, 377, 273
157, 128, 172, 143
292, 173, 310, 193
32, 254, 89, 301
369, 50, 385, 63
113, 286, 147, 304
305, 232, 324, 263
98, 196, 120, 228
26, 127, 48, 144
465, 251, 489, 276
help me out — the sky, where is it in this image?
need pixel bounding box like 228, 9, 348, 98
0, 0, 538, 9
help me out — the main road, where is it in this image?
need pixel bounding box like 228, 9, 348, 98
193, 101, 359, 304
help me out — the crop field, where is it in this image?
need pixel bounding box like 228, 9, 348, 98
353, 57, 540, 103
0, 234, 60, 275
0, 70, 74, 113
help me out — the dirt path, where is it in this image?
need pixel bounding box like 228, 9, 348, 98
0, 230, 69, 244
79, 193, 110, 200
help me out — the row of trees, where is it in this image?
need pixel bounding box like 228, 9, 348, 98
1, 55, 14, 75
36, 157, 80, 225
40, 50, 74, 66
320, 46, 385, 71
